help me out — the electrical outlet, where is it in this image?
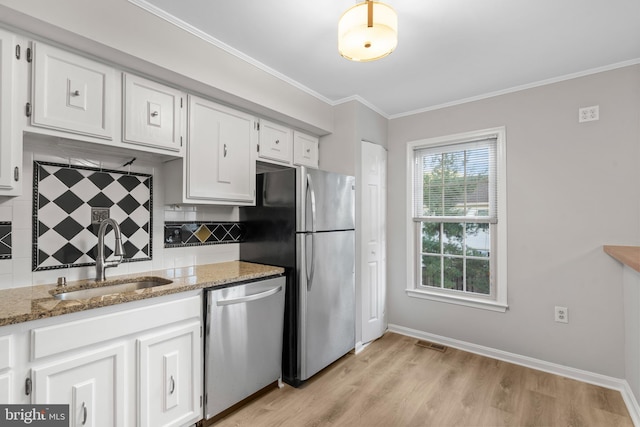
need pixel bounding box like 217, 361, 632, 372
554, 306, 569, 323
91, 207, 110, 224
578, 105, 599, 123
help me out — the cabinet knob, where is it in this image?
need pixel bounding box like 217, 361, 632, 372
275, 139, 280, 145
223, 144, 228, 157
71, 90, 80, 97
151, 111, 159, 117
306, 148, 311, 153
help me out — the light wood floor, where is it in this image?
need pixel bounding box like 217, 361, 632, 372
212, 332, 633, 427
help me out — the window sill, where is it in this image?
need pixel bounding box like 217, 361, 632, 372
406, 289, 508, 313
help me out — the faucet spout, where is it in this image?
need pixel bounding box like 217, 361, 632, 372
95, 218, 125, 282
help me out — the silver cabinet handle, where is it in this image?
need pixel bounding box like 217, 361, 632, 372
81, 402, 87, 425
169, 375, 175, 394
216, 285, 282, 306
151, 111, 159, 117
223, 144, 228, 157
71, 90, 80, 96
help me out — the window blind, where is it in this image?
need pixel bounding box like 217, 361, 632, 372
413, 136, 497, 222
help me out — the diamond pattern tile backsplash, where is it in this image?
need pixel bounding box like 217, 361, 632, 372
0, 222, 11, 260
33, 161, 152, 271
164, 222, 244, 248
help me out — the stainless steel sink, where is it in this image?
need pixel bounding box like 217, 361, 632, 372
52, 277, 173, 300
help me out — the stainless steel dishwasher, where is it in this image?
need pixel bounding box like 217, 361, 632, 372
204, 276, 286, 420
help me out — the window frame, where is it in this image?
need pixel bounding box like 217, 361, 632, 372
406, 127, 508, 312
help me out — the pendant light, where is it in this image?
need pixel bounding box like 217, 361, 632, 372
338, 0, 398, 62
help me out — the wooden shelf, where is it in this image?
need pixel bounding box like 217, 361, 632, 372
604, 245, 640, 273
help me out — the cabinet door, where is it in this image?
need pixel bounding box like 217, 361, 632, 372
137, 321, 202, 427
122, 73, 184, 153
293, 131, 319, 168
187, 95, 256, 204
0, 29, 19, 194
0, 334, 11, 403
32, 43, 114, 139
32, 345, 125, 427
258, 119, 292, 164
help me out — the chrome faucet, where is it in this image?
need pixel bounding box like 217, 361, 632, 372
95, 218, 125, 281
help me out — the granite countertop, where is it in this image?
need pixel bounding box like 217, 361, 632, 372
0, 261, 284, 327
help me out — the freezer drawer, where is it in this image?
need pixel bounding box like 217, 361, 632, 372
204, 276, 286, 419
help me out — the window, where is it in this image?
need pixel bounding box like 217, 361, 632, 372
406, 128, 507, 312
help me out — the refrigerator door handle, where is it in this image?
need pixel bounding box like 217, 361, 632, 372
306, 173, 317, 232
306, 233, 316, 291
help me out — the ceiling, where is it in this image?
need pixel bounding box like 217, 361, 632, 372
135, 0, 640, 118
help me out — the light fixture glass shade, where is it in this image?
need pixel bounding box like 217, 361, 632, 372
338, 1, 398, 62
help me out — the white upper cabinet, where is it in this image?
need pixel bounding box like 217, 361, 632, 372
164, 95, 256, 205
258, 119, 292, 164
187, 95, 256, 204
31, 42, 114, 139
122, 73, 185, 153
0, 28, 21, 195
293, 130, 319, 168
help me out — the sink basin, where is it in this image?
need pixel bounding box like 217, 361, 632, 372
52, 277, 173, 300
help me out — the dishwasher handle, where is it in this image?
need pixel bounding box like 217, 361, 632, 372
216, 285, 283, 306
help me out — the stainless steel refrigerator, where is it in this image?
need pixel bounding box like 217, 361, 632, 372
240, 166, 355, 386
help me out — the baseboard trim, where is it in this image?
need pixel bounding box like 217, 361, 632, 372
387, 323, 640, 426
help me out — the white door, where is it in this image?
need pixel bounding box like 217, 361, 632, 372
361, 141, 387, 344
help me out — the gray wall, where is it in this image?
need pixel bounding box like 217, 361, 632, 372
387, 65, 640, 377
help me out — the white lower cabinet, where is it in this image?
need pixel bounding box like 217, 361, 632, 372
0, 335, 12, 403
138, 321, 202, 427
0, 372, 11, 403
0, 293, 203, 426
32, 345, 125, 427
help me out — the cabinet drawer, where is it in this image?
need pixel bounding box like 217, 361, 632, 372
259, 120, 292, 164
31, 295, 201, 360
123, 73, 184, 152
32, 43, 114, 139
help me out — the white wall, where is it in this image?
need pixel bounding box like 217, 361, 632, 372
387, 65, 640, 378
